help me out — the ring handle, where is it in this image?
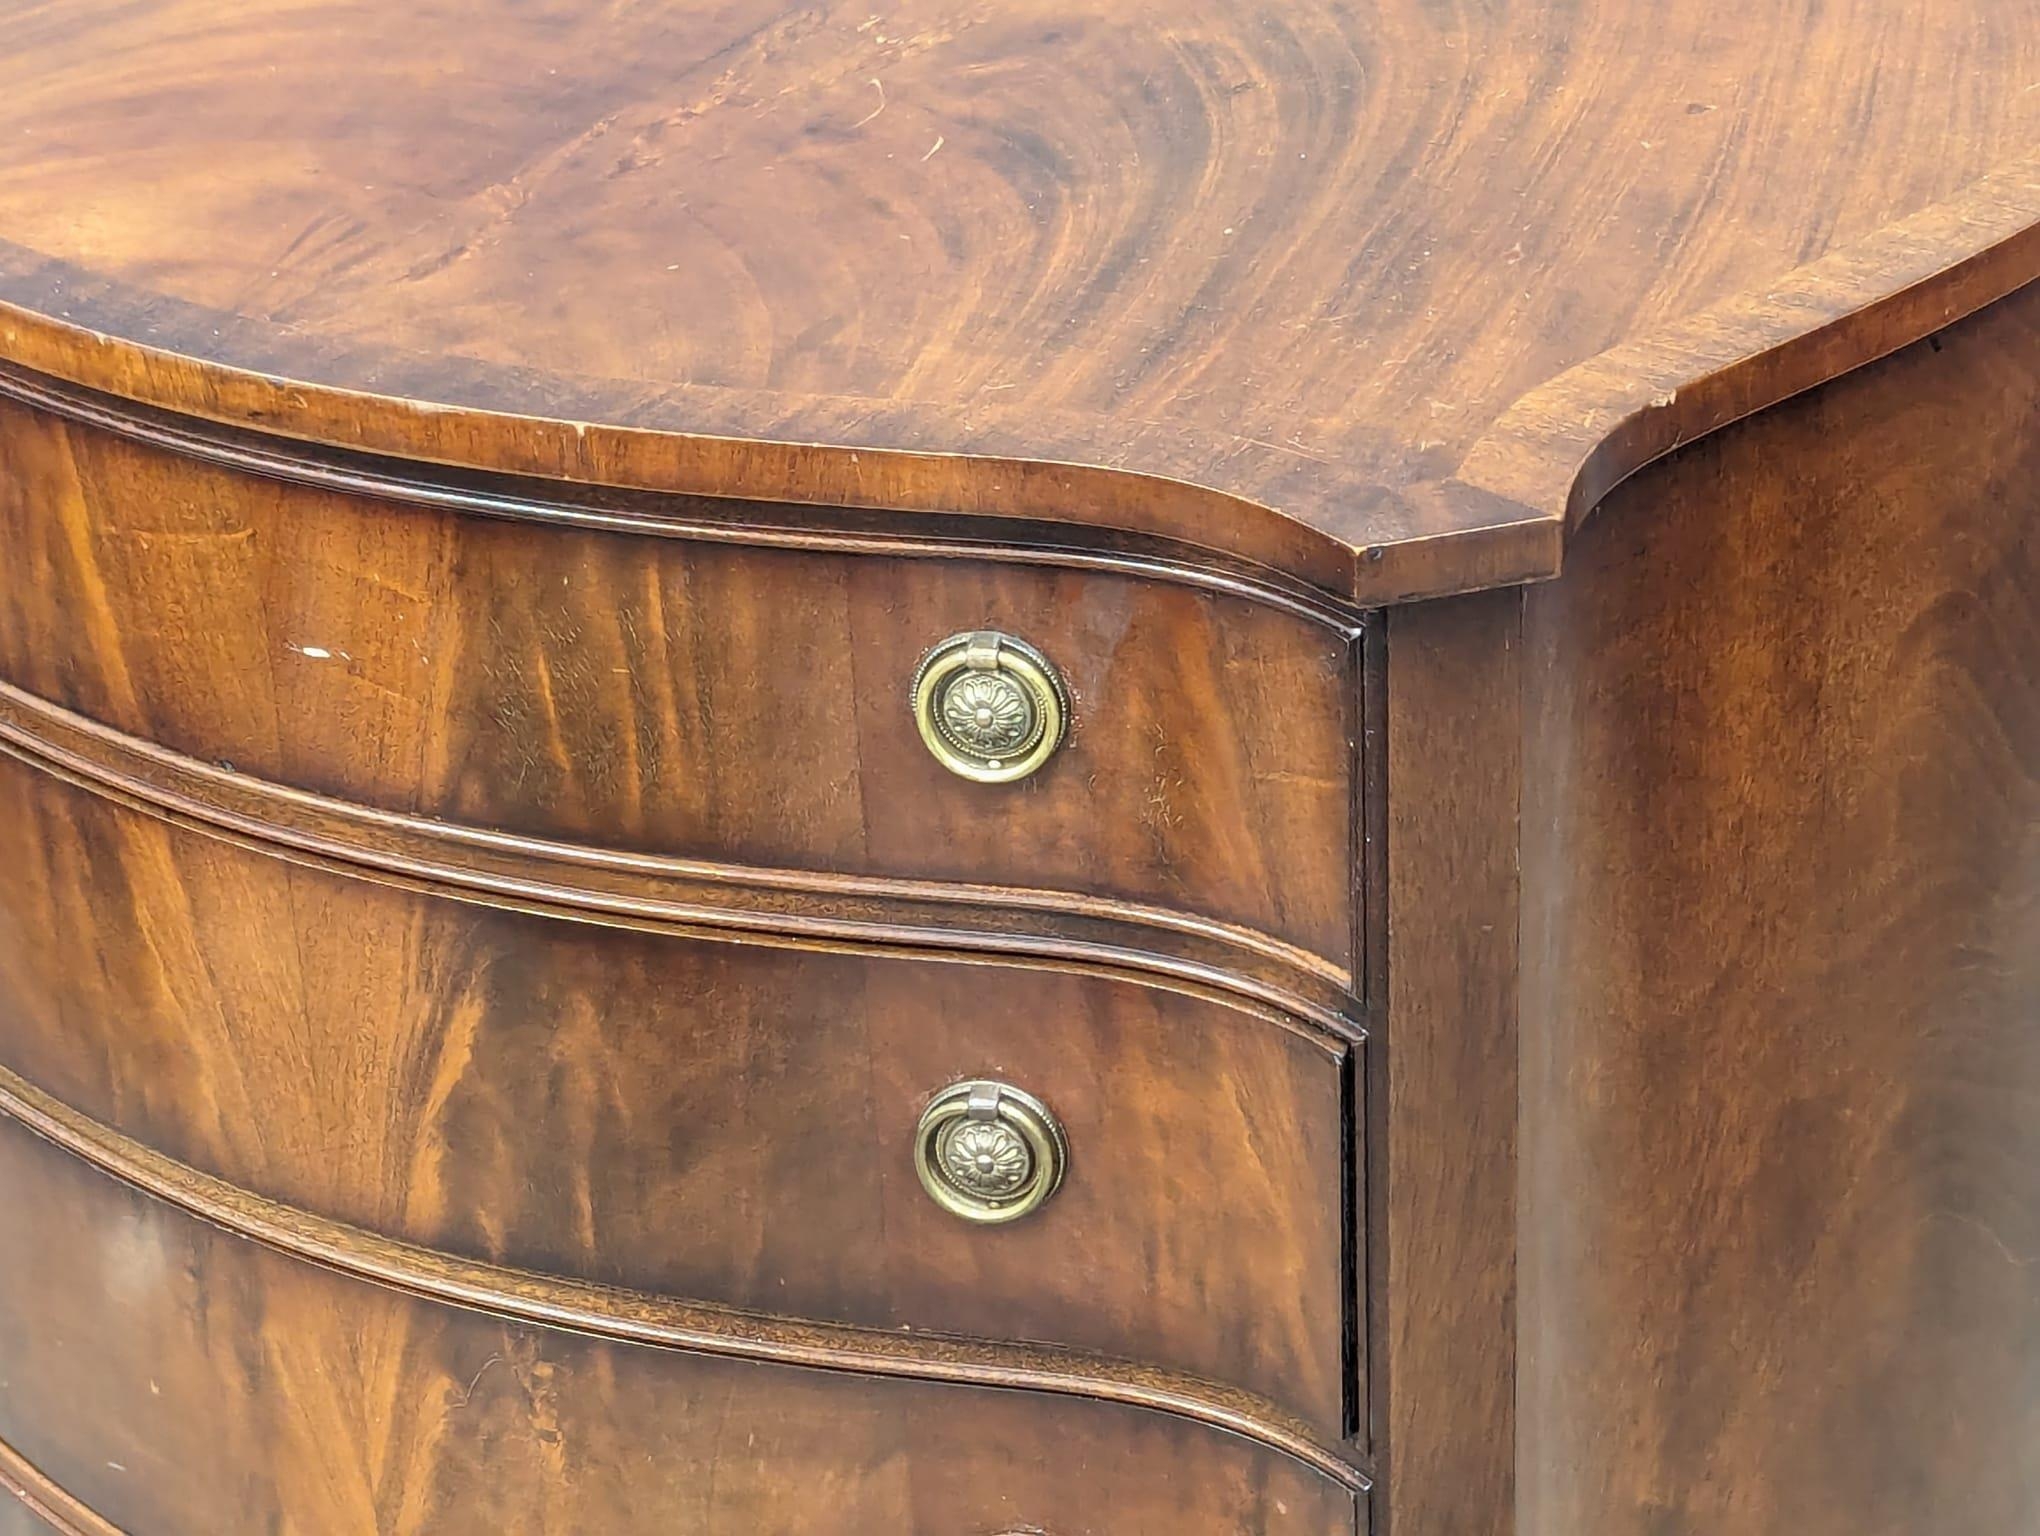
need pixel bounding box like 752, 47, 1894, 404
911, 631, 1069, 783
913, 1080, 1068, 1225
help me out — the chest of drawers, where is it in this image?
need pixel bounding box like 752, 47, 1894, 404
0, 4, 2036, 1533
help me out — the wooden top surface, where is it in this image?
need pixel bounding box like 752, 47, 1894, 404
2, 0, 2038, 601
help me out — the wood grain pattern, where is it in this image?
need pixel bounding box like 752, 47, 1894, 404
0, 1114, 1364, 1536
0, 751, 1357, 1439
0, 3, 2037, 598
1458, 157, 2040, 533
0, 385, 1360, 971
1374, 589, 1521, 1535
1518, 273, 2040, 1533
0, 1056, 1359, 1485
0, 675, 1357, 1031
0, 7, 2034, 1528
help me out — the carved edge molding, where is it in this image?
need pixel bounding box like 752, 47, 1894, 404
0, 1437, 121, 1536
0, 681, 1361, 1050
0, 357, 1366, 635
0, 1064, 1371, 1493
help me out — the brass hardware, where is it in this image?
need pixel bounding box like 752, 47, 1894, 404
913, 1080, 1068, 1224
911, 630, 1069, 782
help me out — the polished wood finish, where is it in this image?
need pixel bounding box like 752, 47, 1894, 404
1515, 275, 2040, 1536
0, 751, 1355, 1437
1377, 590, 1522, 1534
0, 5, 2036, 1533
0, 674, 1358, 1030
0, 386, 1359, 971
1, 5, 2038, 598
0, 1053, 1360, 1488
0, 1114, 1363, 1536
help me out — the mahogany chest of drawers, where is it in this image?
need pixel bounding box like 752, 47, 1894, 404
0, 4, 2035, 1533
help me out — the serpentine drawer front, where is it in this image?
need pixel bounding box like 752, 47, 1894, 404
0, 1114, 1366, 1536
0, 750, 1357, 1439
4, 5, 2039, 1535
0, 389, 1360, 979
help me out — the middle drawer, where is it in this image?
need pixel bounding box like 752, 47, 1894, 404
0, 753, 1358, 1439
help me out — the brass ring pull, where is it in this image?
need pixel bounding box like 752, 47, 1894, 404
911, 631, 1069, 782
913, 1080, 1068, 1225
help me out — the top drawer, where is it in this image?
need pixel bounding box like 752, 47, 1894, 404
0, 391, 1360, 971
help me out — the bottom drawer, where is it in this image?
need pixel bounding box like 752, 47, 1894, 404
0, 1113, 1362, 1536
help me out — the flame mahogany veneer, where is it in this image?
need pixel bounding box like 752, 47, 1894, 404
0, 4, 2035, 1532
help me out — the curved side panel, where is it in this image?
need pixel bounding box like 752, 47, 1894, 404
1519, 265, 2040, 1533
0, 1110, 1365, 1533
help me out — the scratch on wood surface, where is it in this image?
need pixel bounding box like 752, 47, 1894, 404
853, 77, 887, 128
453, 1353, 502, 1407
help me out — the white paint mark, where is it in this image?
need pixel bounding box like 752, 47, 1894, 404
287, 644, 352, 662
